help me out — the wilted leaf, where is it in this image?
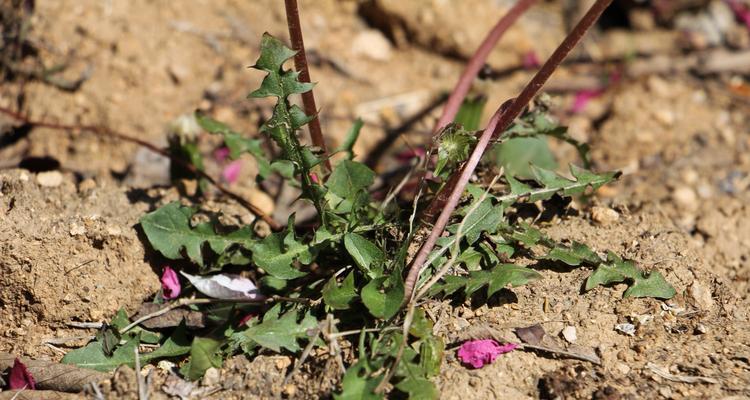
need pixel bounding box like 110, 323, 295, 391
180, 271, 265, 301
61, 334, 141, 372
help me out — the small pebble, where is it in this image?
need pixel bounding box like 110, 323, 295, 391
690, 281, 714, 310
591, 206, 620, 225
351, 30, 393, 61
284, 384, 297, 397
561, 326, 577, 343
202, 367, 221, 386
672, 187, 697, 210
69, 223, 86, 236
37, 171, 63, 187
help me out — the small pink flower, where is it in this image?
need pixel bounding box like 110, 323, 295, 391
457, 339, 517, 369
571, 89, 604, 114
310, 173, 320, 184
222, 160, 243, 184
161, 266, 181, 300
214, 147, 231, 163
522, 50, 540, 70
8, 358, 35, 390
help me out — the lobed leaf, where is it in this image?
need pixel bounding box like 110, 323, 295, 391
586, 252, 676, 299
140, 202, 255, 268
430, 263, 541, 298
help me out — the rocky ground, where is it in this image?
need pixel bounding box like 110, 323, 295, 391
1, 0, 749, 398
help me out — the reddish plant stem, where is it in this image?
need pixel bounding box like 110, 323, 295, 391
433, 0, 537, 134
0, 105, 282, 231
284, 0, 331, 173
404, 0, 614, 301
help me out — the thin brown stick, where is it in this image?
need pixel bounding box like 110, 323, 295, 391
434, 0, 537, 134
404, 0, 614, 300
0, 105, 281, 230
284, 0, 331, 173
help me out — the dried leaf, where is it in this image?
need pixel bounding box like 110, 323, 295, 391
180, 271, 264, 301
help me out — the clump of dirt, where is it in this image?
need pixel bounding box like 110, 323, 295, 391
0, 169, 159, 358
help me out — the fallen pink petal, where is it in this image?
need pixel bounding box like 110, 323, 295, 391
8, 358, 35, 390
310, 173, 320, 184
214, 146, 230, 163
161, 266, 181, 300
522, 50, 540, 69
457, 339, 518, 369
222, 160, 243, 184
571, 89, 603, 114
727, 0, 750, 30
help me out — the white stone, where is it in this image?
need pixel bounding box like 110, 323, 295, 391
351, 30, 393, 61
561, 326, 577, 343
36, 171, 63, 187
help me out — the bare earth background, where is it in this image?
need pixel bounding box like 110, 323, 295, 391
0, 0, 749, 398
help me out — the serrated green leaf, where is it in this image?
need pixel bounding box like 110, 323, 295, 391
361, 276, 404, 320
327, 160, 375, 200
61, 334, 141, 372
545, 242, 602, 266
344, 233, 384, 278
323, 271, 358, 310
181, 336, 223, 381
140, 202, 255, 268
496, 165, 620, 205
430, 264, 541, 298
334, 360, 383, 400
251, 219, 310, 280
585, 252, 676, 299
249, 34, 314, 99
235, 305, 318, 353
449, 198, 503, 245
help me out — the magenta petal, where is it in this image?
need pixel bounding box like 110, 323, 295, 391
214, 147, 230, 163
310, 173, 320, 184
222, 160, 243, 184
571, 89, 603, 114
8, 358, 35, 390
161, 266, 181, 300
457, 339, 517, 369
522, 50, 541, 69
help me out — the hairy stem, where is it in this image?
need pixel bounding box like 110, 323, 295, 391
284, 0, 331, 173
0, 106, 281, 230
404, 0, 613, 300
434, 0, 537, 134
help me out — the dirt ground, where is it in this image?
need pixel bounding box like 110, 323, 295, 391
1, 0, 749, 398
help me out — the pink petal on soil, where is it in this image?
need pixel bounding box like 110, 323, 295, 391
222, 160, 243, 184
161, 266, 181, 300
571, 89, 603, 114
522, 50, 541, 69
8, 358, 35, 390
727, 0, 750, 30
214, 147, 231, 163
457, 339, 518, 369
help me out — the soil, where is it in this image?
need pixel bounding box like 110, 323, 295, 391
1, 0, 749, 399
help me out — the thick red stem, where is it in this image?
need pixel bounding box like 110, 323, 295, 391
284, 0, 331, 173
